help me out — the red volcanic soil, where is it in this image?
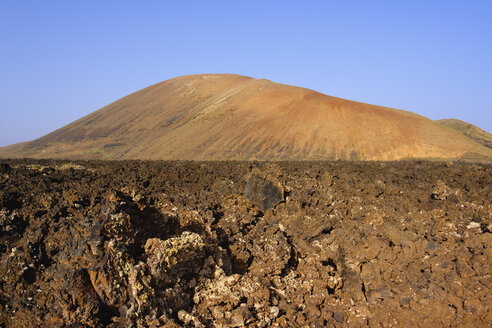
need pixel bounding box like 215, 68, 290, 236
1, 159, 491, 327
1, 74, 491, 161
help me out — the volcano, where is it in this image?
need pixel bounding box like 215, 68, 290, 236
1, 74, 490, 161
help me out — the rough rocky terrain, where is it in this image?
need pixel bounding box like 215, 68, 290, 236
0, 159, 491, 327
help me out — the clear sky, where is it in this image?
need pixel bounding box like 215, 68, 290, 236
1, 1, 491, 146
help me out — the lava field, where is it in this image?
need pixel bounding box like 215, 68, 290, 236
0, 159, 490, 327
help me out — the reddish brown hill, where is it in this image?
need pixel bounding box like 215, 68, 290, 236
1, 74, 491, 161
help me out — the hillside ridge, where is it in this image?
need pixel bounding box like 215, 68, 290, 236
1, 74, 491, 161
437, 118, 492, 150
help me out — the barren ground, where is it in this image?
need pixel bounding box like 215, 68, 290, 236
3, 74, 491, 161
0, 159, 491, 327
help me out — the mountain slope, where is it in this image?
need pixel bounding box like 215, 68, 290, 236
1, 74, 491, 161
437, 119, 492, 150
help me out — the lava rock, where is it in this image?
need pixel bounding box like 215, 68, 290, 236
0, 163, 10, 173
245, 173, 284, 210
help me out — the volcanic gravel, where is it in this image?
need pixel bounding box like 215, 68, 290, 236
0, 159, 490, 327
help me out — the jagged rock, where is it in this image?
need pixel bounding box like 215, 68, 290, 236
145, 232, 205, 281
0, 160, 491, 327
431, 180, 452, 200
245, 173, 284, 210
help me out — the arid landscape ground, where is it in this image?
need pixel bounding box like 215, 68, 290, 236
1, 74, 491, 327
1, 159, 490, 327
3, 1, 492, 327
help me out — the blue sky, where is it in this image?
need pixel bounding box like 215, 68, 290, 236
1, 1, 491, 146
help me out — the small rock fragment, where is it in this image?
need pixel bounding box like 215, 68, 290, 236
333, 311, 344, 323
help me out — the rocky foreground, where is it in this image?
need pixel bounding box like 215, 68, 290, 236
0, 160, 490, 327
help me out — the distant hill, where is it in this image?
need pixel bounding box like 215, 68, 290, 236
1, 74, 491, 161
437, 119, 492, 150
